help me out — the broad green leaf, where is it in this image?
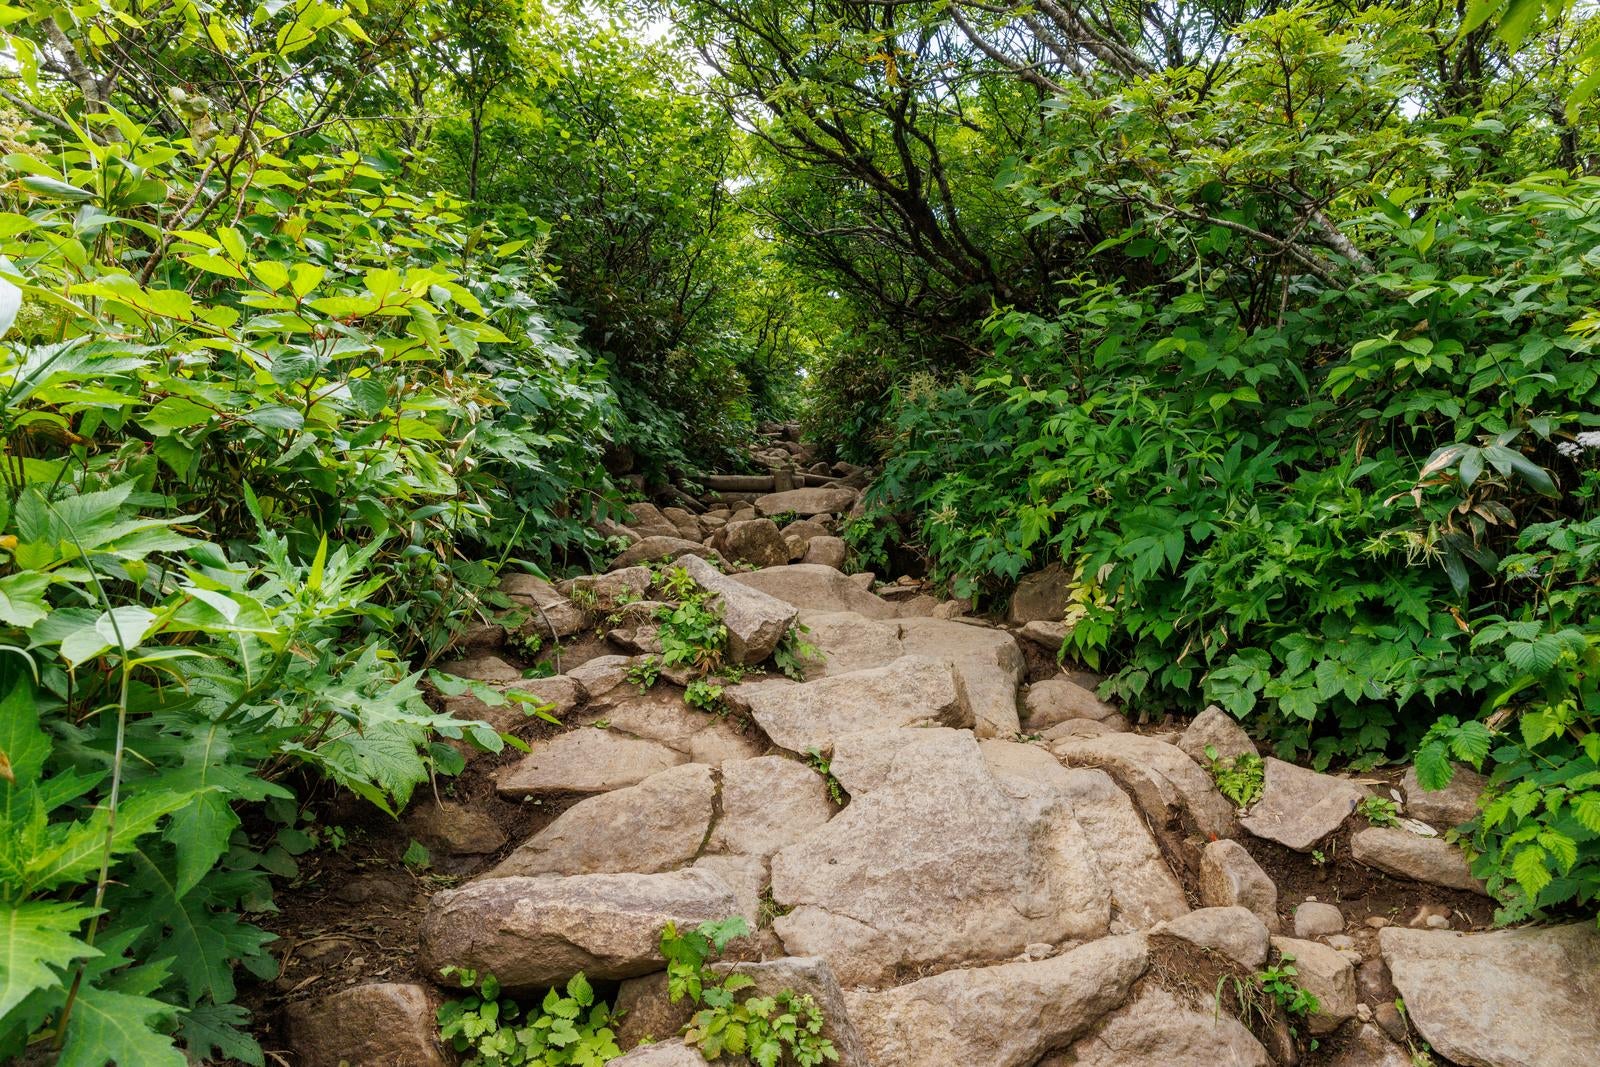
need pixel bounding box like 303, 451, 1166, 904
0, 900, 99, 1022
55, 982, 186, 1067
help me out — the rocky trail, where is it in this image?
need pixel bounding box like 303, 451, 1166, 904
262, 426, 1599, 1067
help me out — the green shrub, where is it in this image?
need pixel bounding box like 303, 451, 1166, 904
661, 917, 839, 1066
437, 968, 622, 1066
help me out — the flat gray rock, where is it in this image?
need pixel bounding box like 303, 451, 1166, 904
1156, 906, 1270, 969
1240, 757, 1366, 851
742, 656, 969, 755
495, 728, 686, 798
1044, 985, 1270, 1066
709, 755, 836, 859
793, 610, 902, 677
418, 869, 739, 992
754, 486, 857, 517
1380, 924, 1600, 1067
730, 564, 897, 618
770, 729, 1111, 985
490, 763, 715, 877
845, 935, 1148, 1067
1352, 827, 1486, 893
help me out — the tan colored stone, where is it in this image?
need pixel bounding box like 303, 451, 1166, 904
1352, 828, 1487, 893
419, 869, 740, 992
1054, 733, 1236, 840
1177, 704, 1256, 765
845, 936, 1148, 1067
1022, 678, 1120, 730
609, 536, 724, 571
1156, 906, 1270, 969
678, 554, 797, 664
730, 564, 897, 619
770, 730, 1110, 985
1200, 839, 1280, 933
1380, 923, 1600, 1067
710, 755, 835, 859
1045, 986, 1270, 1066
282, 983, 449, 1067
1271, 936, 1357, 1035
743, 656, 969, 755
495, 728, 686, 798
1240, 757, 1366, 851
491, 764, 715, 877
754, 486, 857, 517
708, 518, 790, 569
1401, 763, 1488, 829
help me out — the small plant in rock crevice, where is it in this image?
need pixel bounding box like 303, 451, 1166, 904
661, 918, 839, 1066
1359, 795, 1401, 827
436, 967, 621, 1066
1205, 745, 1266, 809
1256, 957, 1321, 1049
803, 748, 847, 805
686, 678, 729, 715
775, 623, 823, 681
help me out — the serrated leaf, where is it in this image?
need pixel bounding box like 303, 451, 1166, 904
0, 900, 99, 1021
1414, 741, 1455, 791
1510, 844, 1552, 901
176, 1000, 265, 1067
55, 982, 186, 1067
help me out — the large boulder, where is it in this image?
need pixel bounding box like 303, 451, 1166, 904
754, 486, 857, 517
500, 573, 588, 638
609, 537, 724, 571
677, 554, 797, 664
1401, 763, 1488, 829
418, 868, 740, 992
709, 755, 836, 859
1053, 733, 1236, 841
1269, 937, 1357, 1035
1240, 757, 1366, 851
1043, 986, 1270, 1067
792, 610, 902, 677
1380, 923, 1600, 1067
740, 657, 969, 755
495, 728, 687, 798
1199, 839, 1279, 933
491, 763, 716, 877
769, 729, 1111, 985
897, 617, 1025, 738
979, 742, 1189, 929
1351, 827, 1487, 893
708, 518, 791, 569
1007, 562, 1072, 625
282, 983, 451, 1067
730, 564, 897, 619
844, 936, 1148, 1067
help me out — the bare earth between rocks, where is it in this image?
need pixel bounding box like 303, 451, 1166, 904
263, 430, 1596, 1067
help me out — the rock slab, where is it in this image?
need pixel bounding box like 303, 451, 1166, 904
282, 983, 449, 1067
845, 936, 1148, 1067
419, 869, 739, 992
1240, 757, 1365, 851
1380, 923, 1600, 1067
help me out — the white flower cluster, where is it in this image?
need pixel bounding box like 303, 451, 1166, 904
1556, 431, 1600, 458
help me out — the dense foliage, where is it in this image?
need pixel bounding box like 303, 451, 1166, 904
668, 0, 1600, 922
0, 0, 805, 1060
2, 0, 1598, 1059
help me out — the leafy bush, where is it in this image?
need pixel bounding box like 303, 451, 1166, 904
437, 967, 622, 1067
661, 917, 839, 1066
